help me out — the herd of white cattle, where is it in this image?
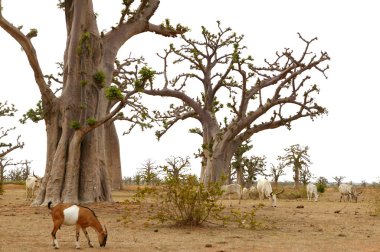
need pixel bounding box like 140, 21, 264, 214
24, 176, 363, 207
220, 179, 363, 207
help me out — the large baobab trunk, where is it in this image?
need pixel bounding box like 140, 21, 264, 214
34, 1, 115, 204
201, 134, 238, 184
1, 0, 186, 205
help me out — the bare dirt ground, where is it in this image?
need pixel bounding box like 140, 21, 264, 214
1, 184, 380, 252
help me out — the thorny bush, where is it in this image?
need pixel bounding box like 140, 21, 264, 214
132, 171, 225, 226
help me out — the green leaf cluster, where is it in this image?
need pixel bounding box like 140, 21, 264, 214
19, 101, 43, 124
77, 31, 92, 56
138, 66, 156, 82
26, 29, 38, 39
70, 120, 81, 130
93, 71, 106, 87
105, 86, 124, 100
86, 117, 97, 126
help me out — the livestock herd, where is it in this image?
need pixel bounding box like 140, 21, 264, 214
221, 179, 363, 207
22, 176, 363, 249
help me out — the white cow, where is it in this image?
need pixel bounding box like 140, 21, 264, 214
26, 174, 42, 200
221, 184, 242, 203
339, 183, 362, 203
306, 183, 319, 202
242, 186, 256, 199
257, 180, 284, 207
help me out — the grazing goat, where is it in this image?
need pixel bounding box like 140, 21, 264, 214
48, 202, 108, 249
221, 184, 242, 204
25, 173, 42, 200
306, 183, 319, 202
257, 180, 284, 207
339, 183, 362, 203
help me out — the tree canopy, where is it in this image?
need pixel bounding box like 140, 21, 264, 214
127, 22, 329, 183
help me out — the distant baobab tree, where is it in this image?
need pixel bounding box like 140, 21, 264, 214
135, 23, 329, 183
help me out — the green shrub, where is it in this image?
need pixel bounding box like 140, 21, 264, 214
157, 175, 224, 226
132, 174, 225, 226
316, 183, 326, 193
316, 176, 328, 193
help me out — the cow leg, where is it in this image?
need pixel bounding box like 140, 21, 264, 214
82, 227, 93, 248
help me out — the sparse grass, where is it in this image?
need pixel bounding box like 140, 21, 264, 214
369, 194, 380, 216
279, 187, 307, 199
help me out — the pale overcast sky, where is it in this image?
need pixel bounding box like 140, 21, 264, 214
0, 1, 379, 183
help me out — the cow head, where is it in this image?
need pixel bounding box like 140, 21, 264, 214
269, 188, 284, 207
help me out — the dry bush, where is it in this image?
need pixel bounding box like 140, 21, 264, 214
278, 187, 307, 200
128, 174, 225, 226
124, 176, 260, 229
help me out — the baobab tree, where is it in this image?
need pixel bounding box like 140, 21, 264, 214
269, 162, 286, 189
160, 156, 191, 181
230, 140, 252, 185
0, 0, 186, 204
280, 144, 311, 189
332, 176, 345, 187
135, 22, 329, 183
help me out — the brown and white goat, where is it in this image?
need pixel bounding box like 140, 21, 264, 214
48, 202, 108, 249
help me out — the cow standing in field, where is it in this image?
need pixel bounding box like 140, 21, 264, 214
306, 183, 319, 202
339, 183, 362, 203
25, 173, 42, 200
221, 184, 242, 204
257, 180, 284, 207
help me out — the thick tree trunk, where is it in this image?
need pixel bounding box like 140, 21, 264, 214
33, 0, 118, 205
201, 140, 236, 184
1, 0, 183, 205
105, 122, 122, 190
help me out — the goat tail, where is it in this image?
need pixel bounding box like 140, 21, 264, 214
48, 201, 53, 209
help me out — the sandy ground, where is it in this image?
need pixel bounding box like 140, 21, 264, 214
1, 184, 380, 252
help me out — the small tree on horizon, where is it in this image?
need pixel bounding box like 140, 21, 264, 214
230, 140, 252, 185
138, 159, 160, 185
299, 166, 314, 186
269, 162, 286, 189
244, 155, 267, 188
280, 144, 311, 189
159, 156, 191, 181
332, 176, 346, 187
